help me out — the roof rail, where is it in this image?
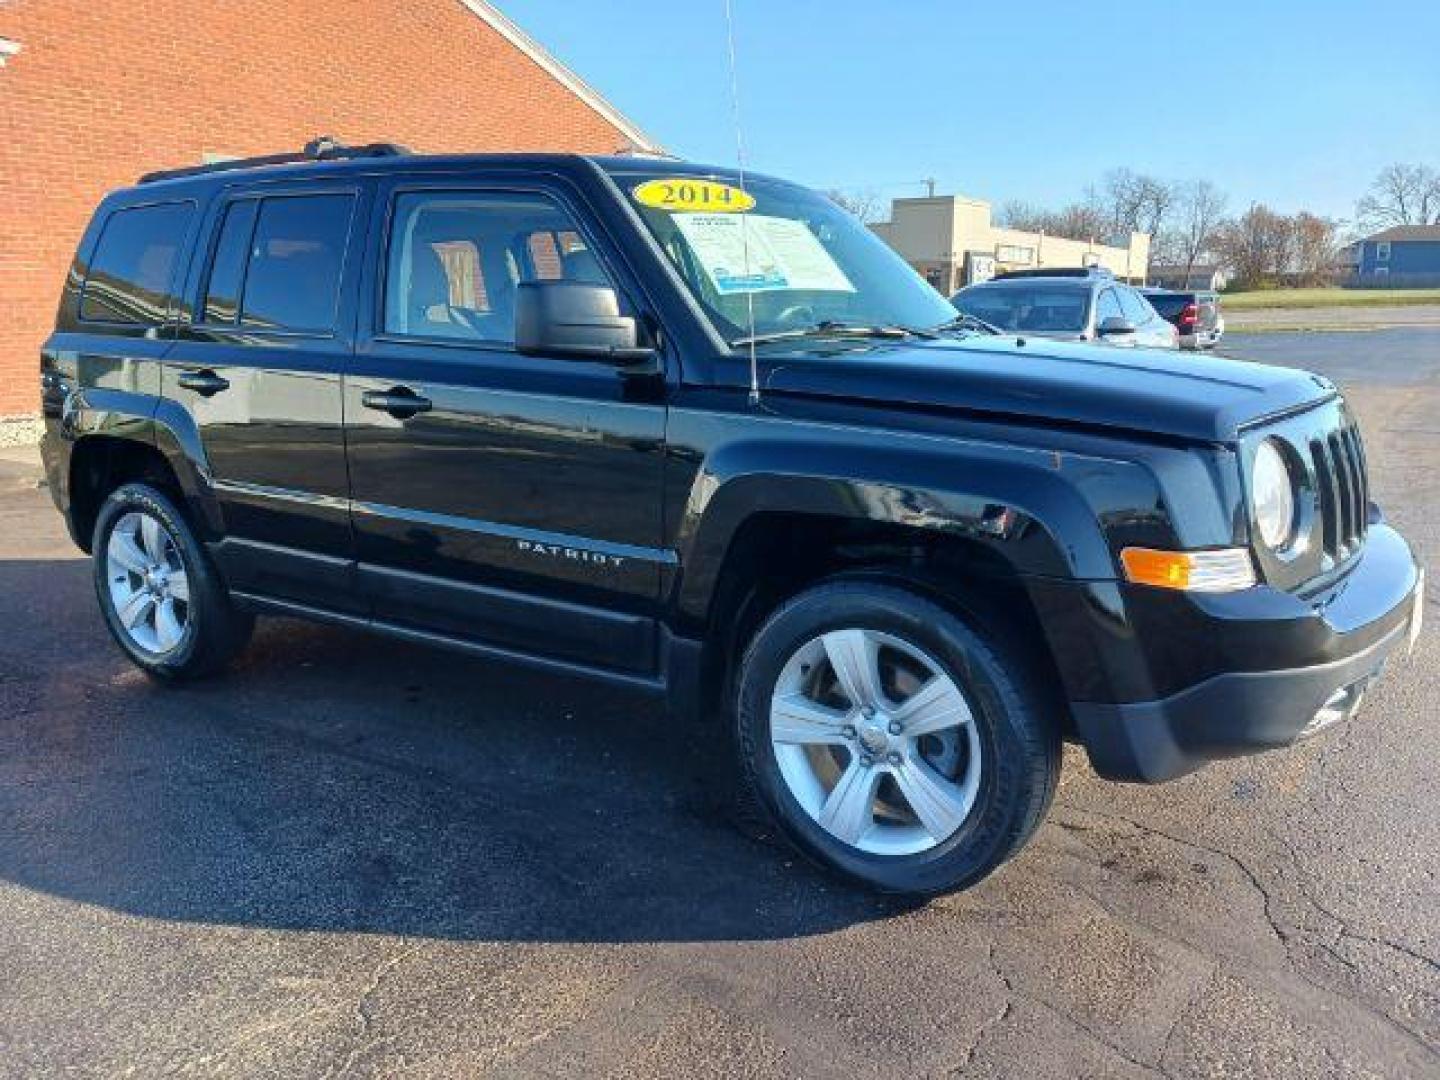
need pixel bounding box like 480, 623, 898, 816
992, 266, 1114, 281
138, 136, 411, 184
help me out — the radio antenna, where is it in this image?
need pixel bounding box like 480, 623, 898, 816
723, 0, 760, 405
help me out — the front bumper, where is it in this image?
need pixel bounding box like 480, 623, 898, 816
1072, 524, 1423, 782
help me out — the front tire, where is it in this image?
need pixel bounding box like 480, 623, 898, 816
93, 483, 254, 681
733, 580, 1060, 895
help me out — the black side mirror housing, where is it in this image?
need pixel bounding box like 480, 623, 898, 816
1097, 316, 1137, 337
514, 281, 655, 363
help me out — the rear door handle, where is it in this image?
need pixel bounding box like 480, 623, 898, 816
361, 386, 433, 420
177, 369, 230, 397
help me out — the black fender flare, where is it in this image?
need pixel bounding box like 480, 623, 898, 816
673, 435, 1141, 627
62, 388, 223, 539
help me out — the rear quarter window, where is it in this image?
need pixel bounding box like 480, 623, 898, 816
79, 202, 196, 325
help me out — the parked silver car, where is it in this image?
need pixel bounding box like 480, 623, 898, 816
951, 269, 1178, 350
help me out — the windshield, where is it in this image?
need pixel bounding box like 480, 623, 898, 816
953, 284, 1090, 333
608, 166, 957, 345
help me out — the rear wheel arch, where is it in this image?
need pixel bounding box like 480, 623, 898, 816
69, 435, 187, 553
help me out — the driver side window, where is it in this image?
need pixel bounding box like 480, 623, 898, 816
383, 191, 613, 345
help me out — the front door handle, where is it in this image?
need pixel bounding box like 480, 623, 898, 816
177, 369, 230, 397
361, 386, 433, 420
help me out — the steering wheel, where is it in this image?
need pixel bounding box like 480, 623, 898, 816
774, 303, 817, 329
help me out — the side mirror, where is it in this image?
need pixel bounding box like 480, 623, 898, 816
1097, 316, 1136, 337
514, 281, 655, 363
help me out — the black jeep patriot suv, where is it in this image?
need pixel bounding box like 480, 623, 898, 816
40, 143, 1425, 895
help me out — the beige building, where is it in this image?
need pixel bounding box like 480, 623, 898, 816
871, 194, 1150, 294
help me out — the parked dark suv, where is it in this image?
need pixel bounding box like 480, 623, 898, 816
40, 143, 1425, 895
1141, 287, 1224, 350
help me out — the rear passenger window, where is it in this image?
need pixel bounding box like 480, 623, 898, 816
80, 202, 195, 325
1095, 289, 1124, 324
1118, 288, 1151, 323
200, 193, 354, 332
201, 201, 258, 325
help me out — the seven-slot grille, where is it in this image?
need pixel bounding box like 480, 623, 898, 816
1309, 421, 1369, 560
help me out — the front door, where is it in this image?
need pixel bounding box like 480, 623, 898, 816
166, 183, 369, 610
345, 178, 669, 675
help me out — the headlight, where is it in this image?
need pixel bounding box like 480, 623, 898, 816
1252, 439, 1298, 551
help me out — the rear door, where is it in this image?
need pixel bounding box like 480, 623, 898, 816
1119, 286, 1173, 348
344, 174, 669, 675
166, 180, 371, 610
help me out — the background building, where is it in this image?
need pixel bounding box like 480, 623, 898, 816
1351, 225, 1440, 287
1148, 265, 1229, 291
870, 194, 1150, 294
0, 0, 657, 437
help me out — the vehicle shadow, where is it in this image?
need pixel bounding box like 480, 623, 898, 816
0, 557, 902, 945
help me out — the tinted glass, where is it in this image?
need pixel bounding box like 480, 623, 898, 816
240, 195, 353, 332
201, 200, 259, 325
1144, 293, 1189, 319
384, 192, 612, 343
79, 202, 194, 324
1095, 288, 1124, 323
955, 284, 1090, 332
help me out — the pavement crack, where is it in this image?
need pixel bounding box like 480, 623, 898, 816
326, 943, 423, 1080
1058, 806, 1289, 945
950, 939, 1018, 1074
1270, 826, 1440, 976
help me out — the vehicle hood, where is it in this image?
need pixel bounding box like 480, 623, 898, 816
760, 336, 1335, 443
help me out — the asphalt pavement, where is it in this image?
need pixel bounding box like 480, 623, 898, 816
1, 329, 1436, 1078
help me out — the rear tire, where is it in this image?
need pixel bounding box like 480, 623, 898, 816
732, 579, 1060, 895
93, 482, 254, 681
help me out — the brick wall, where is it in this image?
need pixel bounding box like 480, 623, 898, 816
0, 0, 640, 417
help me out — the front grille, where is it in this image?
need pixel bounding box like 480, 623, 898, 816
1309, 421, 1369, 561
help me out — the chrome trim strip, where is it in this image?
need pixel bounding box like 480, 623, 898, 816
350, 499, 679, 566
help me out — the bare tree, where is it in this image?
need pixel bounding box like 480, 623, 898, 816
1291, 212, 1340, 284
1168, 180, 1228, 277
826, 189, 885, 224
1091, 168, 1175, 242
999, 199, 1108, 242
1213, 204, 1295, 288
1052, 202, 1111, 242
1355, 163, 1440, 230
998, 200, 1050, 233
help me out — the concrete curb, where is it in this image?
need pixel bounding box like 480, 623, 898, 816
0, 415, 43, 449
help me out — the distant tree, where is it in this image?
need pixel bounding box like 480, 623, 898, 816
826, 189, 884, 224
1090, 168, 1175, 242
999, 199, 1107, 242
1291, 211, 1340, 284
1355, 163, 1440, 230
1213, 204, 1295, 287
998, 200, 1050, 233
1163, 180, 1228, 276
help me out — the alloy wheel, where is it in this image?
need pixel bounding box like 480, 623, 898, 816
105, 510, 191, 656
769, 627, 982, 856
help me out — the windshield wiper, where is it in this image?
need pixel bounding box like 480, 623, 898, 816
933, 313, 1002, 336
733, 320, 938, 347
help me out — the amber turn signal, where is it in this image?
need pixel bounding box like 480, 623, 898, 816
1120, 547, 1256, 593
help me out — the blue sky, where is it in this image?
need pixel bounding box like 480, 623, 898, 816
500, 0, 1440, 223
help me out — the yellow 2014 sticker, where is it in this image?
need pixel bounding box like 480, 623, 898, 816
632, 178, 756, 213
